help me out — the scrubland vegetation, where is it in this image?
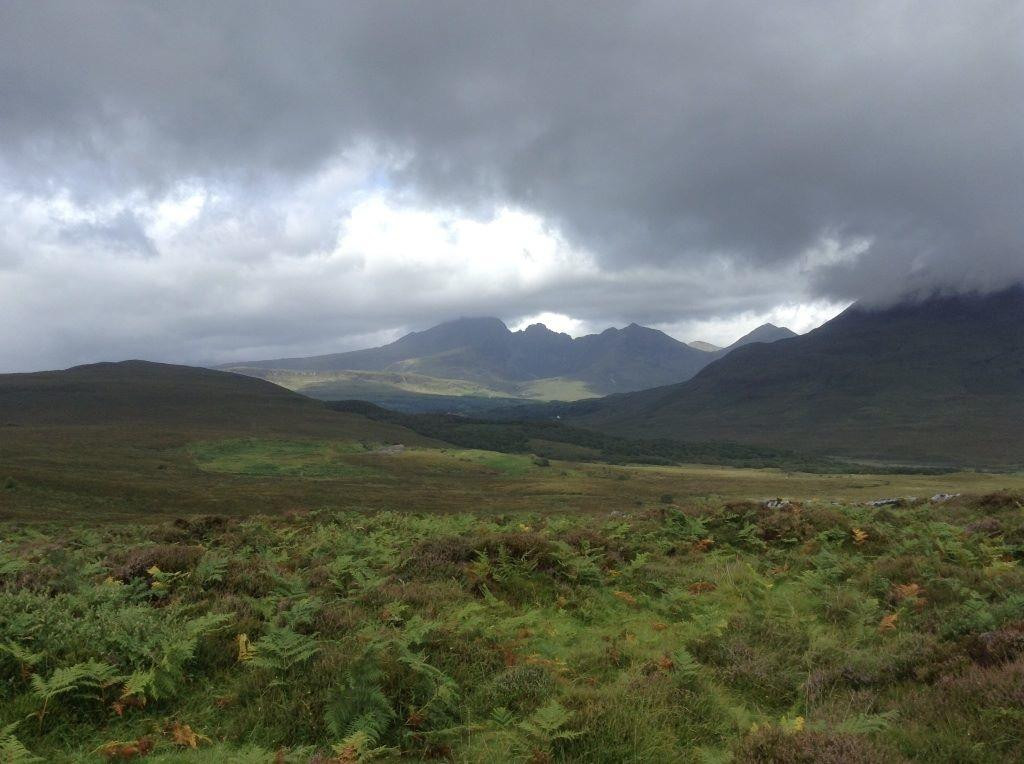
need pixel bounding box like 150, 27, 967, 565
4, 489, 1024, 762
5, 367, 1024, 761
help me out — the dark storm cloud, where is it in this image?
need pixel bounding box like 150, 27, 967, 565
0, 1, 1021, 370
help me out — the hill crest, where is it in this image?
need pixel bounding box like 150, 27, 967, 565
0, 360, 432, 444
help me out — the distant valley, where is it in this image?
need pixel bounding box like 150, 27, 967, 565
221, 317, 795, 411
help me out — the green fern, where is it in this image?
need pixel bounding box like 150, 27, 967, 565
326, 617, 458, 750
0, 722, 42, 763
194, 552, 228, 587
330, 730, 398, 763
829, 711, 898, 734
0, 641, 43, 682
495, 545, 537, 582
490, 707, 517, 727
489, 701, 581, 760
624, 551, 651, 577
665, 511, 708, 540
268, 569, 308, 599
248, 627, 320, 675
551, 540, 604, 583
469, 550, 494, 583
0, 552, 28, 581
327, 554, 387, 597
30, 660, 121, 728
736, 523, 767, 551
279, 595, 323, 630
672, 648, 702, 679
121, 612, 231, 702
325, 663, 396, 745
519, 700, 580, 742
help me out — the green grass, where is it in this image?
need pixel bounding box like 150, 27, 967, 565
229, 368, 517, 399
515, 378, 600, 401
190, 439, 379, 479
5, 420, 1024, 525
4, 493, 1024, 761
224, 367, 603, 406
440, 449, 542, 477
7, 358, 1024, 760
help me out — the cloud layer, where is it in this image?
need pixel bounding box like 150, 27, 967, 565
1, 1, 1021, 370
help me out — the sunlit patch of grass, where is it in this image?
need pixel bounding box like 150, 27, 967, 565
516, 377, 601, 400
190, 438, 379, 479
445, 449, 541, 476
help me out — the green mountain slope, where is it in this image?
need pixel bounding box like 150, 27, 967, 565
570, 287, 1024, 467
0, 360, 430, 443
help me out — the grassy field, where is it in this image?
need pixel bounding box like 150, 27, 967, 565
191, 440, 381, 480
4, 488, 1024, 762
4, 385, 1024, 761
221, 367, 601, 410
515, 379, 598, 402
6, 421, 1024, 757
227, 370, 516, 400
5, 427, 1024, 524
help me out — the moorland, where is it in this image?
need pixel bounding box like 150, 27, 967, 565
2, 361, 1024, 762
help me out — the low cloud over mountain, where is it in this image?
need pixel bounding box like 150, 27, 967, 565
2, 2, 1021, 371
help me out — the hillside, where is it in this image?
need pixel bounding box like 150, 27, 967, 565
0, 361, 441, 519
0, 360, 427, 442
224, 317, 795, 402
571, 287, 1024, 466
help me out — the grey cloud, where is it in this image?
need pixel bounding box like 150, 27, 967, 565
0, 1, 1021, 370
58, 209, 157, 257
3, 1, 1021, 292
0, 241, 20, 270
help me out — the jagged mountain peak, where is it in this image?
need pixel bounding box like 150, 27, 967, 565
222, 315, 799, 399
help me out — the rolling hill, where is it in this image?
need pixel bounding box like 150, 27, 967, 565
569, 287, 1024, 467
0, 360, 429, 442
0, 360, 438, 519
223, 317, 796, 405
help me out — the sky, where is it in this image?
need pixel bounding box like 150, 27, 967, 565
1, 1, 1022, 372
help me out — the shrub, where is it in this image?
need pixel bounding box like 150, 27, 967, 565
400, 535, 476, 580
734, 727, 897, 763
108, 544, 204, 582
966, 621, 1024, 666
975, 492, 1023, 510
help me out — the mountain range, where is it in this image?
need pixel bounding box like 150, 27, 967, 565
565, 286, 1024, 467
8, 288, 1023, 468
222, 318, 796, 405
